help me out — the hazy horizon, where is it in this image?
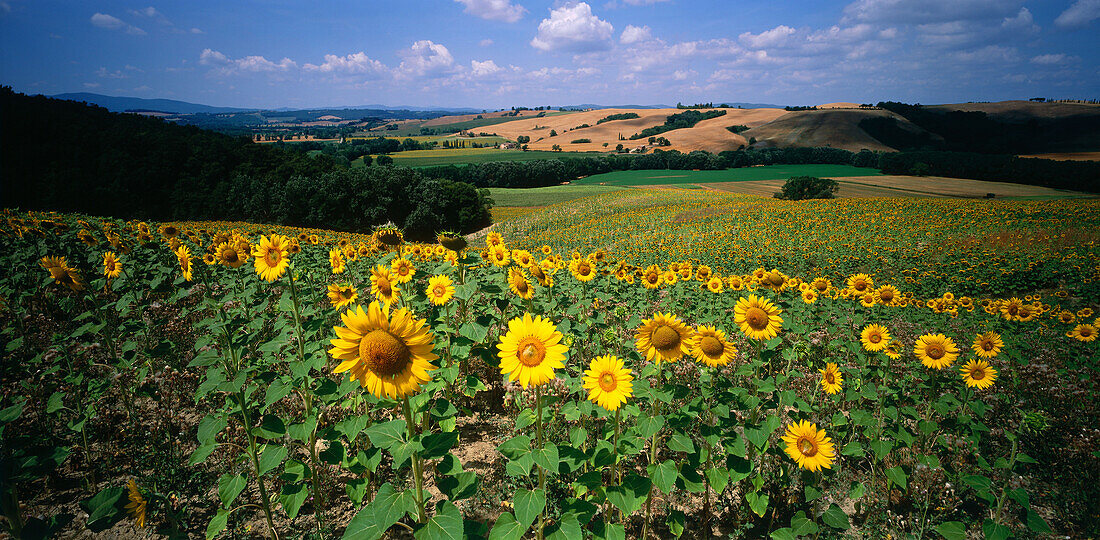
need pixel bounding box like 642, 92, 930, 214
2, 0, 1098, 110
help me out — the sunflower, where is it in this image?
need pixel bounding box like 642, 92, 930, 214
308, 234, 320, 245
497, 313, 568, 388
582, 355, 633, 412
761, 268, 787, 291
327, 284, 358, 309
370, 265, 401, 306
734, 295, 783, 341
860, 324, 891, 352
158, 224, 179, 239
53, 262, 86, 291
391, 257, 416, 284
847, 273, 873, 294
801, 290, 818, 304
216, 242, 247, 269
507, 267, 535, 300
103, 251, 122, 279
884, 343, 901, 360
125, 479, 147, 528
876, 285, 900, 306
488, 244, 510, 267
662, 270, 679, 285
330, 302, 437, 399
641, 265, 662, 289
1069, 324, 1097, 342
972, 332, 1003, 359
999, 297, 1025, 321
427, 275, 455, 306
486, 231, 504, 247
810, 277, 831, 294
695, 265, 712, 282
960, 359, 997, 389
706, 276, 724, 294
635, 312, 694, 364
250, 234, 291, 282
914, 333, 959, 369
39, 255, 68, 278
530, 264, 553, 288
1058, 311, 1076, 324
202, 252, 217, 265
860, 293, 877, 308
329, 248, 346, 274
690, 326, 737, 367
781, 420, 836, 472
569, 258, 597, 282
728, 275, 745, 290
176, 245, 193, 282
819, 362, 844, 394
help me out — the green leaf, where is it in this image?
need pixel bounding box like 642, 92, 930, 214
790, 512, 819, 535
488, 512, 525, 540
514, 488, 547, 530
217, 474, 247, 509
870, 438, 893, 461
1026, 510, 1051, 533
205, 509, 229, 540
197, 414, 227, 445
635, 415, 665, 439
746, 491, 769, 517
497, 435, 532, 460
532, 443, 559, 475
258, 445, 287, 477
363, 419, 406, 452
885, 466, 908, 490
0, 400, 24, 424
254, 414, 286, 439
280, 482, 309, 520
438, 471, 479, 501
81, 486, 126, 532
415, 501, 463, 540
422, 431, 459, 460
606, 473, 651, 515
546, 512, 582, 540
650, 460, 678, 494
935, 521, 967, 540
667, 509, 685, 538
821, 503, 850, 530
341, 483, 417, 540
667, 434, 695, 454
848, 481, 866, 500
189, 443, 216, 465
962, 474, 992, 494
982, 519, 1011, 540
46, 392, 65, 414
770, 528, 796, 540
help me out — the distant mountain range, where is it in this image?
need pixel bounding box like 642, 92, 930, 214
561, 102, 784, 110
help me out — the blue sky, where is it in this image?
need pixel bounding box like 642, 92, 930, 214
1, 0, 1098, 109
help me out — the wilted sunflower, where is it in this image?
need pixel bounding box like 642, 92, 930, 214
1069, 324, 1097, 342
914, 333, 959, 369
251, 234, 291, 282
690, 326, 737, 367
569, 258, 597, 282
53, 262, 86, 291
635, 312, 693, 364
175, 245, 193, 282
327, 284, 358, 309
329, 248, 346, 274
761, 268, 787, 291
103, 251, 122, 279
972, 332, 1003, 359
508, 267, 535, 300
860, 324, 891, 352
582, 355, 633, 412
125, 479, 147, 528
819, 363, 843, 394
330, 301, 437, 399
782, 420, 836, 472
497, 313, 568, 388
370, 264, 401, 306
960, 359, 997, 389
391, 257, 416, 284
216, 242, 247, 269
427, 275, 455, 306
734, 295, 783, 341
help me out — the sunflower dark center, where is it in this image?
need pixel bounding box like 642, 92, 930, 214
869, 333, 882, 344
265, 248, 280, 266
359, 330, 411, 377
377, 278, 392, 297
815, 282, 827, 292
981, 340, 994, 351
926, 344, 945, 360
1081, 327, 1095, 337
651, 325, 681, 351
599, 373, 617, 392
518, 338, 547, 367
880, 290, 894, 301
798, 437, 817, 457
768, 273, 784, 286
433, 285, 447, 297
224, 250, 239, 263
971, 368, 986, 380
745, 307, 769, 330
647, 273, 659, 284
825, 372, 835, 384
700, 336, 724, 357
515, 279, 529, 294
578, 262, 591, 275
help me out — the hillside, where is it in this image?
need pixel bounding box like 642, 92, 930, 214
743, 108, 931, 152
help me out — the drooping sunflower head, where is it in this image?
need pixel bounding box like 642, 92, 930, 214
327, 283, 358, 309
251, 234, 291, 282
582, 355, 633, 412
635, 312, 694, 364
972, 331, 1004, 358
497, 312, 568, 388
159, 224, 179, 239
391, 257, 416, 284
960, 359, 997, 389
690, 325, 737, 368
860, 324, 892, 352
438, 232, 468, 252
175, 245, 193, 282
914, 333, 959, 369
781, 420, 836, 472
370, 264, 400, 306
427, 274, 455, 306
374, 226, 404, 247
125, 479, 147, 529
819, 362, 844, 394
508, 267, 535, 300
734, 295, 783, 341
328, 248, 346, 274
330, 302, 438, 399
763, 268, 786, 290
103, 251, 122, 279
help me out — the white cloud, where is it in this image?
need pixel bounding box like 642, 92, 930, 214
1055, 0, 1100, 28
454, 0, 526, 22
303, 52, 388, 77
480, 38, 494, 46
739, 25, 797, 49
199, 49, 296, 74
95, 67, 127, 79
842, 0, 1022, 24
397, 40, 456, 79
619, 24, 651, 44
1030, 53, 1074, 65
672, 69, 695, 80
1001, 7, 1038, 33
530, 2, 613, 52
130, 6, 170, 25
199, 48, 229, 66
90, 13, 146, 35
83, 82, 101, 89
470, 59, 503, 76
190, 27, 203, 34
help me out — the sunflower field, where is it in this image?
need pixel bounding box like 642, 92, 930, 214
0, 195, 1098, 539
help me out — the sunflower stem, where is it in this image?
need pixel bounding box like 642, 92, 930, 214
535, 384, 545, 540
238, 390, 280, 540
641, 363, 663, 540
402, 396, 427, 524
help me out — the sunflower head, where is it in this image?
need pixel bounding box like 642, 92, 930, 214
781, 420, 836, 472
329, 248, 346, 274
582, 355, 633, 411
330, 302, 437, 399
690, 326, 737, 367
125, 479, 147, 529
103, 251, 122, 279
374, 226, 404, 247
860, 324, 891, 352
635, 312, 694, 364
508, 267, 534, 299
1070, 324, 1097, 342
819, 362, 844, 394
327, 283, 358, 309
251, 234, 291, 282
914, 333, 959, 369
370, 264, 400, 306
391, 257, 416, 284
497, 313, 568, 388
960, 359, 997, 389
972, 331, 1003, 358
427, 274, 455, 306
734, 295, 783, 341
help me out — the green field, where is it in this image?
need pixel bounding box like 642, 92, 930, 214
572, 164, 883, 186
373, 148, 613, 167
488, 185, 627, 207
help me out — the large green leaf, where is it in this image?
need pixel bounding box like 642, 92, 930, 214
217, 474, 247, 509
821, 503, 850, 530
341, 483, 417, 540
363, 419, 407, 452
513, 488, 546, 530
650, 460, 677, 494
606, 473, 651, 515
934, 521, 966, 540
415, 501, 463, 540
438, 471, 479, 501
488, 512, 525, 540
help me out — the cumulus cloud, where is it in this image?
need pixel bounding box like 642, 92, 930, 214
530, 2, 613, 52
1055, 0, 1100, 28
1001, 7, 1038, 33
1030, 53, 1074, 65
129, 6, 170, 25
397, 40, 457, 79
199, 48, 296, 74
739, 25, 797, 49
90, 13, 146, 35
303, 52, 388, 76
619, 24, 651, 44
470, 59, 503, 76
454, 0, 526, 22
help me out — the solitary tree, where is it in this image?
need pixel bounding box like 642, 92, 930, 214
773, 176, 839, 200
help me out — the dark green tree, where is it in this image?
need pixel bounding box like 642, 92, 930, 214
773, 176, 840, 200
